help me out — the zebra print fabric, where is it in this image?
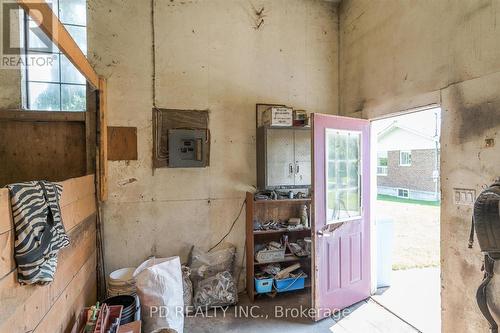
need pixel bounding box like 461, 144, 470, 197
7, 181, 70, 285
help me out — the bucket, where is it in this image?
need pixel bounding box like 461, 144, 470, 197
108, 267, 137, 297
103, 295, 138, 325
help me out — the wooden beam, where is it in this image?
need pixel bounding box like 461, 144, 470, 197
16, 0, 100, 88
0, 110, 85, 122
98, 78, 108, 201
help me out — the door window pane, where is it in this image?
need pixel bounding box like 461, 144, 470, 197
28, 82, 61, 110
326, 130, 361, 222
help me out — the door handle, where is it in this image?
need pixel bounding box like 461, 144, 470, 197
295, 163, 300, 174
289, 163, 294, 175
317, 229, 332, 238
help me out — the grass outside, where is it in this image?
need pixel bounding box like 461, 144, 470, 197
376, 197, 440, 270
377, 194, 440, 206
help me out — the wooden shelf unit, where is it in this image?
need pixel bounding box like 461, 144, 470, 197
246, 192, 312, 301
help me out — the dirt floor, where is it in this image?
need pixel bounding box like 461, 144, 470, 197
375, 199, 440, 270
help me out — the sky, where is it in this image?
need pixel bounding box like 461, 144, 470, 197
372, 107, 442, 139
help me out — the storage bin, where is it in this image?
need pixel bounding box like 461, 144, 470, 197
254, 277, 273, 294
255, 248, 285, 263
274, 274, 307, 293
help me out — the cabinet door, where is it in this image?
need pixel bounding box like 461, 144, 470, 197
294, 129, 311, 186
266, 129, 295, 187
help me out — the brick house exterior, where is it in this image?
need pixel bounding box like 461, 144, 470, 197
376, 123, 440, 201
377, 149, 440, 200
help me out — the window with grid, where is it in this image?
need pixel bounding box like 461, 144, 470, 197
377, 151, 388, 175
397, 188, 409, 198
399, 150, 411, 166
326, 130, 362, 223
22, 0, 87, 111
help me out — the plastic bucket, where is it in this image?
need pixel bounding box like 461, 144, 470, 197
108, 267, 136, 297
104, 295, 138, 325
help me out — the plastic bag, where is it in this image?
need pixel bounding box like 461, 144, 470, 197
189, 245, 238, 308
190, 246, 235, 283
133, 257, 184, 333
193, 271, 238, 307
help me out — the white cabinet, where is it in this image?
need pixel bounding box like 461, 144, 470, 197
257, 127, 311, 189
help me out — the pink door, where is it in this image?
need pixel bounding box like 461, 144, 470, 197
312, 113, 371, 320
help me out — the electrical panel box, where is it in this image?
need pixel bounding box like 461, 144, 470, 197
168, 129, 208, 168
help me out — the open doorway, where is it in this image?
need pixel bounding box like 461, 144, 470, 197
371, 107, 441, 333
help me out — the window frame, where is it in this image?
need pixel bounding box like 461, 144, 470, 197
21, 0, 87, 112
397, 188, 410, 198
399, 150, 412, 166
324, 128, 363, 224
377, 151, 388, 176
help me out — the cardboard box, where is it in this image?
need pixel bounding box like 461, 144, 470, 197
262, 107, 293, 127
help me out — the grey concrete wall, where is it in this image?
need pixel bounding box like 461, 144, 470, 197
339, 1, 500, 332
88, 0, 339, 281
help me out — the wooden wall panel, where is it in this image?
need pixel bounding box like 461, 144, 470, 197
0, 121, 88, 187
0, 175, 97, 333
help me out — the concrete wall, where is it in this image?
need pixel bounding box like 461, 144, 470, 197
339, 0, 500, 332
88, 0, 339, 279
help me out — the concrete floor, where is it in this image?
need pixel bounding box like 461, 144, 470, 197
373, 267, 441, 333
185, 290, 418, 333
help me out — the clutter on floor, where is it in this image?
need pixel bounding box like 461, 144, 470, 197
189, 245, 239, 308
71, 301, 125, 333
107, 267, 137, 297
133, 256, 184, 333
247, 191, 312, 300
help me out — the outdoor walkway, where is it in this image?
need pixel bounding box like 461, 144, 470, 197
373, 267, 441, 333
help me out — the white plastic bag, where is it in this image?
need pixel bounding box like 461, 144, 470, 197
133, 257, 184, 333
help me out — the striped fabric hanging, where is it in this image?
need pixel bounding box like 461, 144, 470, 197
6, 181, 70, 285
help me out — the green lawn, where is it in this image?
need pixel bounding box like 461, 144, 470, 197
377, 194, 440, 207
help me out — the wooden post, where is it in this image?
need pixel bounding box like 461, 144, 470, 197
98, 78, 108, 202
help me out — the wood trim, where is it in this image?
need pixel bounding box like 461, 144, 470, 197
16, 0, 99, 88
98, 78, 108, 201
0, 110, 86, 122
245, 192, 254, 302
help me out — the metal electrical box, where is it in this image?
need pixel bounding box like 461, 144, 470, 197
168, 129, 208, 168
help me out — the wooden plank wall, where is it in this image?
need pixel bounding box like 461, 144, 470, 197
0, 175, 97, 333
0, 121, 88, 186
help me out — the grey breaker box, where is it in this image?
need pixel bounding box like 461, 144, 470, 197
168, 129, 208, 167
257, 127, 311, 190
